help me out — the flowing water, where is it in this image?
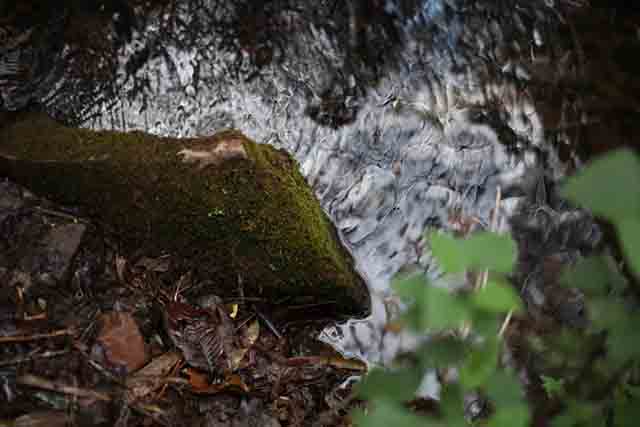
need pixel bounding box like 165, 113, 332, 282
82, 1, 573, 366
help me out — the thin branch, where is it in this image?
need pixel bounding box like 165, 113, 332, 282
0, 350, 71, 367
31, 206, 90, 224
0, 328, 76, 344
16, 374, 112, 402
498, 310, 513, 338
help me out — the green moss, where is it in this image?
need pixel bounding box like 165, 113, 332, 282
0, 113, 370, 318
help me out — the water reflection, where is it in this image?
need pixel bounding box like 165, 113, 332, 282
84, 1, 573, 365
90, 77, 563, 367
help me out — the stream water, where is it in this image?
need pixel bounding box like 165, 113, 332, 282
82, 1, 573, 366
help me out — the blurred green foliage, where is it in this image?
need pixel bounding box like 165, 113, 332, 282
355, 149, 640, 427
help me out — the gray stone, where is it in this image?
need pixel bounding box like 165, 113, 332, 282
18, 223, 86, 290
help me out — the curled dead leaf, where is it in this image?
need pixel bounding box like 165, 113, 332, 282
93, 311, 148, 376
230, 319, 260, 370
126, 351, 182, 400
185, 368, 249, 394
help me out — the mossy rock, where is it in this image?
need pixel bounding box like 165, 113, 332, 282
0, 113, 371, 319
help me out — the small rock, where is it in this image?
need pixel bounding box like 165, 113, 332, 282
18, 223, 86, 290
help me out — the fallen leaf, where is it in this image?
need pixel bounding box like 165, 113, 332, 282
126, 351, 182, 400
282, 355, 367, 371
10, 410, 70, 427
185, 367, 210, 390
383, 321, 405, 334
185, 368, 249, 394
93, 311, 148, 376
230, 319, 260, 370
327, 356, 367, 372
229, 303, 239, 319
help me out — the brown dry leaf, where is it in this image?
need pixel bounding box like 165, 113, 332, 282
225, 374, 249, 392
185, 367, 210, 390
282, 355, 366, 372
230, 319, 260, 370
284, 356, 329, 366
163, 300, 235, 374
383, 320, 405, 334
126, 351, 182, 400
327, 356, 367, 372
185, 368, 249, 394
93, 311, 148, 376
10, 410, 70, 427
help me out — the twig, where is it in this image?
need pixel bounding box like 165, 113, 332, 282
72, 342, 128, 387
475, 186, 502, 291
0, 328, 76, 344
311, 389, 360, 427
256, 310, 283, 340
491, 185, 515, 336
31, 206, 90, 224
0, 349, 71, 367
16, 374, 112, 402
19, 364, 171, 426
489, 186, 502, 232
498, 310, 513, 338
235, 313, 257, 331
129, 403, 170, 427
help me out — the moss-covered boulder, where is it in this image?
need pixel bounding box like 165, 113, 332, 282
0, 113, 370, 318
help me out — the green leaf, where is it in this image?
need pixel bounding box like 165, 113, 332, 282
541, 375, 565, 398
460, 337, 500, 389
607, 323, 640, 362
440, 383, 467, 427
489, 403, 530, 427
589, 298, 630, 329
391, 271, 426, 300
429, 232, 516, 274
420, 286, 472, 331
419, 337, 467, 368
622, 383, 640, 399
471, 279, 523, 314
485, 369, 529, 427
394, 278, 472, 332
551, 400, 600, 427
487, 370, 526, 407
560, 255, 623, 295
356, 368, 423, 402
614, 397, 640, 427
352, 399, 431, 427
589, 298, 640, 362
561, 149, 640, 221
471, 310, 501, 337
616, 218, 640, 278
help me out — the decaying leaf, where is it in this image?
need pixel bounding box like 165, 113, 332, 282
9, 410, 70, 427
163, 300, 235, 376
185, 368, 249, 394
230, 319, 260, 370
283, 355, 367, 372
326, 356, 367, 372
126, 351, 182, 400
93, 311, 148, 376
